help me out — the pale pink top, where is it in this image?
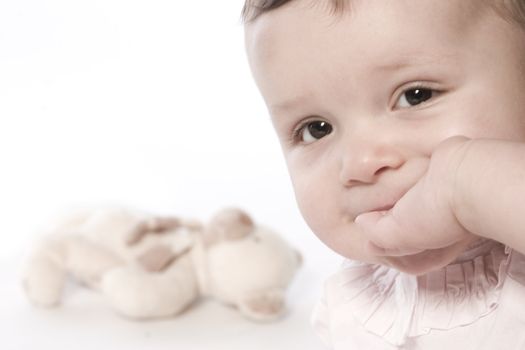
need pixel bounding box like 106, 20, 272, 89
312, 240, 525, 349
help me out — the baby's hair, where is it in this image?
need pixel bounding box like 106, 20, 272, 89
242, 0, 347, 22
496, 0, 525, 26
241, 0, 525, 29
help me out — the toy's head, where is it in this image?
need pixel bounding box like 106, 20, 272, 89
204, 208, 302, 321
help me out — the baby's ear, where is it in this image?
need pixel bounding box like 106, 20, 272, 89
206, 208, 255, 244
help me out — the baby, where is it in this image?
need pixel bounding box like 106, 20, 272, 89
242, 0, 525, 349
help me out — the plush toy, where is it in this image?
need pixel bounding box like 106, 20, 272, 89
22, 207, 302, 322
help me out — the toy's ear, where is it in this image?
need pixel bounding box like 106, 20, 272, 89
206, 208, 254, 243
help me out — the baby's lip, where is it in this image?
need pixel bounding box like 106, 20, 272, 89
369, 203, 395, 213
349, 188, 408, 218
355, 201, 396, 217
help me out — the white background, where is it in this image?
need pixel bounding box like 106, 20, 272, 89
0, 1, 341, 349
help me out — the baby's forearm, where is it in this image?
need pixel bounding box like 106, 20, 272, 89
454, 139, 525, 254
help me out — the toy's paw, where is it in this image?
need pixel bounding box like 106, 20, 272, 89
137, 244, 178, 272
101, 265, 197, 319
101, 267, 165, 319
238, 289, 285, 322
22, 253, 66, 307
126, 216, 181, 246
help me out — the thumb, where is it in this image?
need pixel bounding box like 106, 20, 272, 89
355, 211, 425, 257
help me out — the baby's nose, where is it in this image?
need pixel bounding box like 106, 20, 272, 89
339, 141, 405, 185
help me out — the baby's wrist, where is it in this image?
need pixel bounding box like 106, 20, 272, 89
449, 139, 477, 230
431, 137, 476, 234
450, 139, 500, 242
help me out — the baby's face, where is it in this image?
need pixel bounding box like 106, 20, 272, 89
245, 0, 525, 274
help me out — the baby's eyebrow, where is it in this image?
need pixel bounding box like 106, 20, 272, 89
374, 54, 457, 72
269, 54, 457, 114
270, 93, 313, 113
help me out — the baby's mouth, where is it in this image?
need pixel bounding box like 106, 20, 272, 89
358, 202, 395, 217
370, 204, 394, 213
351, 187, 407, 218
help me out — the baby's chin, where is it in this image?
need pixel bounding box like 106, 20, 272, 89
381, 240, 473, 276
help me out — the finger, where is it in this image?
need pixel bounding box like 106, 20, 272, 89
355, 211, 422, 256
354, 210, 399, 246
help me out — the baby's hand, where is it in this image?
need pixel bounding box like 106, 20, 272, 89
355, 136, 477, 257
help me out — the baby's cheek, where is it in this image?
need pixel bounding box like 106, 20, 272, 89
288, 167, 353, 248
292, 182, 329, 224
299, 201, 374, 262
295, 194, 324, 232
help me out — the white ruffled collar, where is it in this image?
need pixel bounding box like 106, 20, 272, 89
325, 240, 520, 346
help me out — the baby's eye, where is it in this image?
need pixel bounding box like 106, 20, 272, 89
395, 87, 435, 108
295, 120, 333, 144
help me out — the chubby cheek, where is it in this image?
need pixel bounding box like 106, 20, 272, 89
291, 178, 375, 262
289, 168, 338, 237
286, 157, 330, 229
291, 177, 333, 236
444, 80, 525, 142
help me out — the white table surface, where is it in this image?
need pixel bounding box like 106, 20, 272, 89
0, 253, 333, 350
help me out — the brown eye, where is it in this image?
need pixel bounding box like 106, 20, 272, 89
396, 88, 434, 108
300, 120, 333, 143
